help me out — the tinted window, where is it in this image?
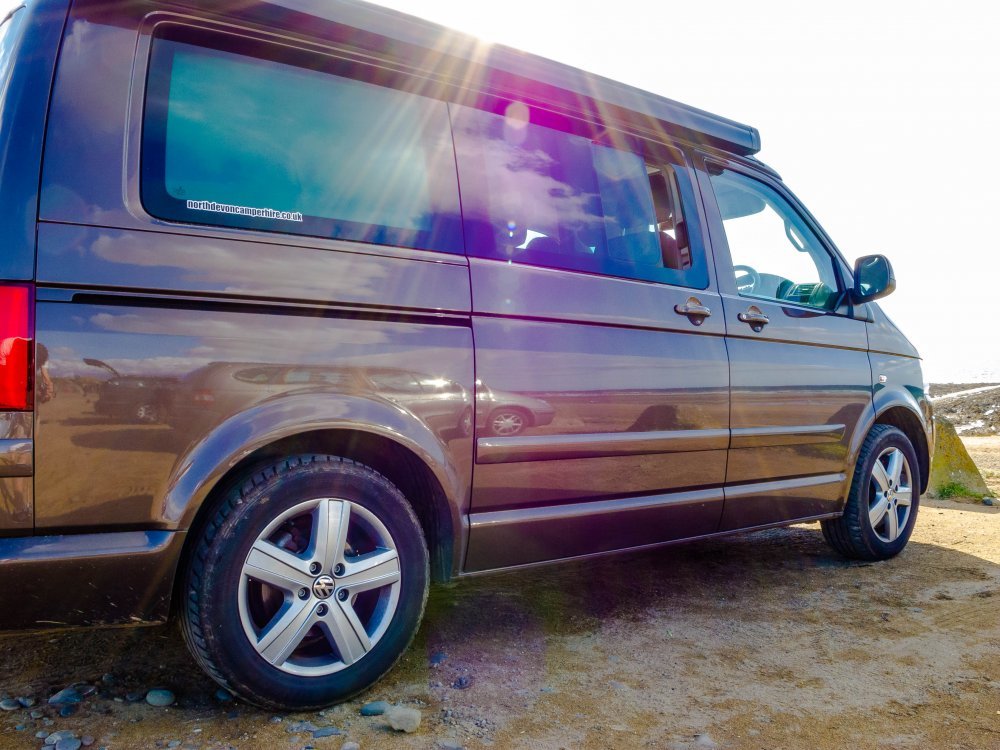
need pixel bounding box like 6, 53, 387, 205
452, 104, 706, 288
709, 168, 840, 310
142, 34, 463, 254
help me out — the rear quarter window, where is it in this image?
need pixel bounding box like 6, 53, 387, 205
141, 28, 464, 254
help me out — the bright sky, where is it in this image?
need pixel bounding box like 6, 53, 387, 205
4, 0, 997, 382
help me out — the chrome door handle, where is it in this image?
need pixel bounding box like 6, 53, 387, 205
674, 297, 712, 326
737, 306, 769, 332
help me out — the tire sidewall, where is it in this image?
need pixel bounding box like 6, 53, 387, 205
191, 458, 428, 709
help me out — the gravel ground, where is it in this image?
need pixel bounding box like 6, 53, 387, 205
1, 494, 998, 750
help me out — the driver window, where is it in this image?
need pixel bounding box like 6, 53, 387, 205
708, 167, 840, 310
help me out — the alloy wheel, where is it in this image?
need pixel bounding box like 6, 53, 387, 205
237, 497, 401, 676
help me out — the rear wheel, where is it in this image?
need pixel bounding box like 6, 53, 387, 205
181, 454, 428, 710
821, 424, 920, 560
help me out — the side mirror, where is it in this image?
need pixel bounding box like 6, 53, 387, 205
852, 254, 896, 303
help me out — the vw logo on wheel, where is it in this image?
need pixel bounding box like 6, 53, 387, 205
312, 575, 336, 600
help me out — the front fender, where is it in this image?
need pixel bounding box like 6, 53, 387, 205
844, 365, 932, 499
161, 392, 469, 532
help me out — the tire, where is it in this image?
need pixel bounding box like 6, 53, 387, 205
821, 424, 920, 561
180, 454, 429, 710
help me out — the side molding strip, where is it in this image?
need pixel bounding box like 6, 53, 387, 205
730, 423, 845, 449
476, 428, 729, 464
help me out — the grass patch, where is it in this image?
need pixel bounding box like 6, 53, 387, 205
936, 481, 978, 499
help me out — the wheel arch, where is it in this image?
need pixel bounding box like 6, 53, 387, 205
164, 394, 469, 621
873, 405, 931, 495
852, 381, 931, 495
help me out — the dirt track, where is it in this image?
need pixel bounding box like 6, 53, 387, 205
2, 494, 999, 750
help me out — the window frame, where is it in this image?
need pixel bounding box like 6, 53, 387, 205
139, 24, 465, 256
697, 155, 854, 315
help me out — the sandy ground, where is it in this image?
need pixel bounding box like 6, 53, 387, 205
1, 491, 998, 750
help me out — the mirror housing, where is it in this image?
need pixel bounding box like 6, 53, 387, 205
851, 254, 896, 304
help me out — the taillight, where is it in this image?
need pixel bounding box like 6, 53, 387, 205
0, 284, 34, 411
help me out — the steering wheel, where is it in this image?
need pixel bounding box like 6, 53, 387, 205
733, 264, 761, 294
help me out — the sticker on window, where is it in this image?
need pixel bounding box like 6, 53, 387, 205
186, 199, 303, 222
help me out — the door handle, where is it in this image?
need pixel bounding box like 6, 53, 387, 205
737, 306, 769, 332
674, 297, 712, 326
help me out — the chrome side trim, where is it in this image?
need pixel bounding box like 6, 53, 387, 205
723, 472, 846, 499
0, 439, 32, 477
476, 428, 730, 465
730, 423, 845, 449
469, 487, 724, 529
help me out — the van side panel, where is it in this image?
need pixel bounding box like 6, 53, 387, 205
34, 0, 477, 542
33, 293, 474, 532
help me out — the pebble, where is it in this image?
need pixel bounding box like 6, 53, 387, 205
37, 731, 50, 739
19, 696, 36, 707
100, 674, 115, 686
429, 651, 448, 667
984, 497, 996, 506
0, 697, 20, 711
452, 676, 473, 690
312, 727, 342, 738
145, 689, 175, 707
694, 734, 718, 748
438, 742, 464, 750
125, 692, 144, 703
55, 739, 82, 750
14, 724, 25, 731
341, 743, 360, 750
270, 716, 284, 724
385, 706, 421, 733
287, 720, 318, 733
81, 737, 94, 747
214, 688, 234, 702
59, 704, 78, 717
167, 741, 181, 748
48, 687, 83, 706
539, 686, 555, 694
31, 709, 44, 719
359, 701, 389, 717
45, 730, 76, 745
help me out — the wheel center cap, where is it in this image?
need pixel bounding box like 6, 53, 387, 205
312, 575, 336, 600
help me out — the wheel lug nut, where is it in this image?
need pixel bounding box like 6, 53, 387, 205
334, 564, 345, 576
317, 603, 328, 616
309, 562, 321, 575
337, 589, 349, 601
298, 588, 309, 600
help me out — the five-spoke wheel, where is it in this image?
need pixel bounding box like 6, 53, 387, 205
821, 424, 920, 560
867, 445, 913, 544
238, 497, 402, 676
181, 455, 428, 710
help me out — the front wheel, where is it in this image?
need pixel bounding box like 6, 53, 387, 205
821, 424, 920, 560
180, 455, 428, 710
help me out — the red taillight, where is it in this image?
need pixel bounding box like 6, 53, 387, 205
0, 284, 34, 411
